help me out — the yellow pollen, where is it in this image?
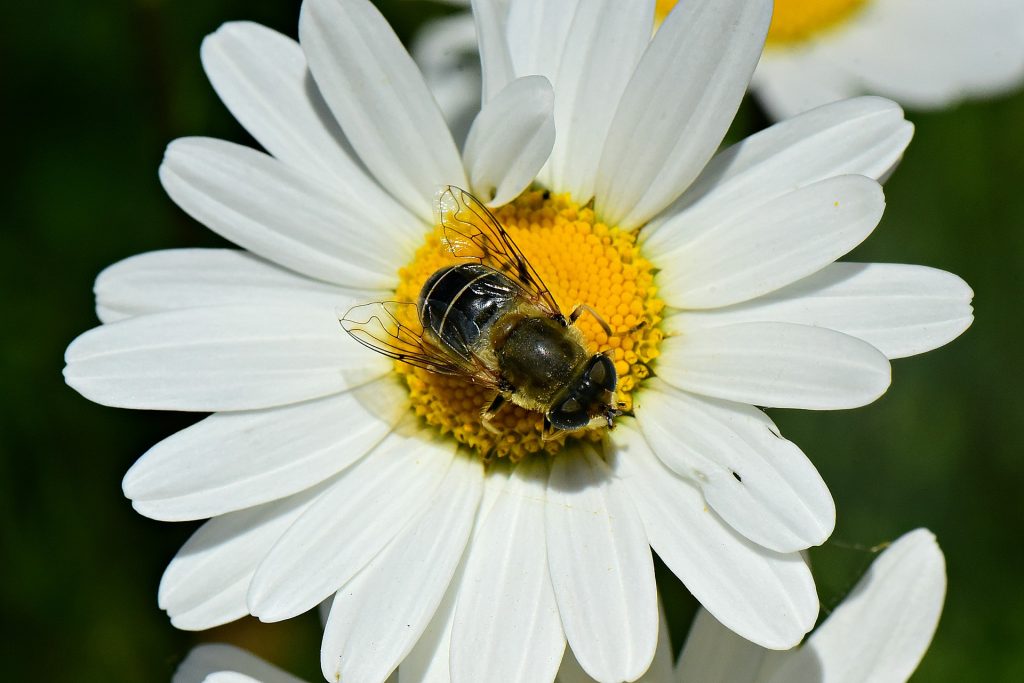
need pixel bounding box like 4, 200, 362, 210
393, 190, 665, 462
655, 0, 869, 46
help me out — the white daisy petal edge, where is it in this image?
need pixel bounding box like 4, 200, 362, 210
644, 97, 911, 250
94, 249, 383, 324
160, 484, 326, 631
174, 644, 305, 683
611, 422, 818, 650
321, 455, 483, 683
546, 444, 659, 683
199, 20, 417, 235
654, 174, 885, 309
463, 75, 556, 207
544, 0, 653, 204
450, 458, 566, 683
409, 12, 481, 146
634, 379, 834, 553
64, 305, 390, 412
594, 0, 773, 229
248, 419, 456, 622
677, 528, 947, 683
470, 0, 515, 102
123, 377, 409, 521
667, 262, 975, 360
397, 462, 512, 683
505, 0, 579, 89
159, 137, 412, 288
656, 322, 892, 410
555, 600, 675, 683
298, 0, 467, 221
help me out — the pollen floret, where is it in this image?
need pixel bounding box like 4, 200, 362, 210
393, 190, 664, 461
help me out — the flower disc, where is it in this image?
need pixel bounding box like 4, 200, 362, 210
393, 190, 665, 461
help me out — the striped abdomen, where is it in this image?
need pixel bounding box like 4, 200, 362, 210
418, 264, 521, 360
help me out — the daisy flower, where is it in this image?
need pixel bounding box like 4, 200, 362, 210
175, 529, 945, 683
658, 0, 1024, 119
63, 0, 972, 681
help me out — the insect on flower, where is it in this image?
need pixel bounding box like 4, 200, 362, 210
342, 186, 621, 438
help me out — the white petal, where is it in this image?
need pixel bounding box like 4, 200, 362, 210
160, 137, 414, 288
321, 455, 483, 683
645, 96, 912, 243
94, 249, 380, 324
546, 445, 658, 683
64, 305, 389, 411
397, 561, 465, 683
505, 0, 579, 85
410, 13, 482, 146
201, 21, 348, 180
675, 608, 769, 683
594, 0, 772, 229
201, 19, 416, 237
398, 463, 513, 683
545, 0, 653, 202
634, 380, 834, 553
159, 486, 324, 630
248, 420, 456, 621
471, 0, 514, 102
555, 599, 674, 683
451, 458, 566, 683
123, 377, 408, 521
464, 75, 555, 206
503, 0, 580, 189
174, 644, 304, 683
667, 262, 974, 360
610, 422, 818, 649
204, 675, 263, 683
299, 0, 467, 221
642, 601, 676, 683
764, 529, 946, 683
656, 322, 891, 410
655, 175, 885, 309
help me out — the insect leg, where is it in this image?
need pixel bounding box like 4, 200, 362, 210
569, 303, 613, 336
541, 416, 556, 442
481, 394, 507, 434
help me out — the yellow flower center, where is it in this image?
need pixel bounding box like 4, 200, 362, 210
655, 0, 869, 46
393, 190, 664, 462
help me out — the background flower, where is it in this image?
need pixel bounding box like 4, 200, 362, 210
750, 0, 1024, 119
2, 0, 1023, 681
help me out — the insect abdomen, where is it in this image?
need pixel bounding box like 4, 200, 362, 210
418, 264, 520, 359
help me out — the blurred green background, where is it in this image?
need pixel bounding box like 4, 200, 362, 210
2, 0, 1022, 680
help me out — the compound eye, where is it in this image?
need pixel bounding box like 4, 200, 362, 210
548, 397, 589, 431
588, 355, 617, 391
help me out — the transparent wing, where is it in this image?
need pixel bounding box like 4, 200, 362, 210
340, 301, 502, 387
437, 185, 563, 318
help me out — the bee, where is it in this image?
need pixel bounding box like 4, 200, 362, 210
341, 186, 620, 438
